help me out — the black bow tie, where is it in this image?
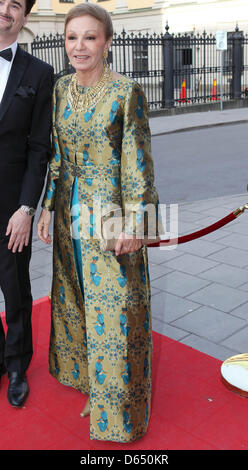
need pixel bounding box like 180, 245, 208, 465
0, 48, 13, 62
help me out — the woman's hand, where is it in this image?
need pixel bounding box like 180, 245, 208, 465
115, 232, 143, 256
37, 208, 52, 244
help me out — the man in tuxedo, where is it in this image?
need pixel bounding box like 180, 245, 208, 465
0, 0, 53, 407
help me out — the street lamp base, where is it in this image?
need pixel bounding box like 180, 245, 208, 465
221, 354, 248, 398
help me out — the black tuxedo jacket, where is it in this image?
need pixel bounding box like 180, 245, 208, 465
0, 45, 53, 225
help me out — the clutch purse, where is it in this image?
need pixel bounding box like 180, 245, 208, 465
99, 235, 161, 252
99, 209, 122, 252
100, 211, 161, 252
100, 237, 118, 252
99, 206, 161, 252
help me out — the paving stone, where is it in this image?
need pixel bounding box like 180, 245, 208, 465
216, 233, 248, 251
187, 283, 248, 313
223, 196, 248, 211
190, 215, 220, 227
165, 253, 219, 275
221, 326, 248, 353
32, 239, 49, 252
148, 263, 172, 281
222, 220, 248, 235
180, 335, 240, 361
176, 238, 223, 257
30, 269, 44, 281
147, 247, 180, 264
151, 270, 210, 296
201, 230, 230, 242
172, 306, 246, 342
32, 263, 53, 276
238, 282, 248, 292
159, 249, 185, 263
151, 317, 190, 342
178, 221, 201, 234
198, 206, 234, 219
31, 275, 52, 300
230, 302, 248, 320
199, 264, 248, 287
177, 210, 205, 223
184, 200, 223, 213
43, 245, 53, 253
208, 247, 248, 268
151, 286, 162, 297
30, 249, 53, 269
151, 290, 199, 323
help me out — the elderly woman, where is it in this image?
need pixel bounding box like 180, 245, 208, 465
37, 2, 159, 443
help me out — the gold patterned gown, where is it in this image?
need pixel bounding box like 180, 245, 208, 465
42, 73, 159, 442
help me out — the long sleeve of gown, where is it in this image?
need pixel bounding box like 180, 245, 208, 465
120, 82, 160, 238
42, 83, 62, 211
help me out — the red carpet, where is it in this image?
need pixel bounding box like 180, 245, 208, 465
0, 297, 248, 450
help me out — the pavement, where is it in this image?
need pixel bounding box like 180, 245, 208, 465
1, 106, 248, 363
149, 106, 248, 136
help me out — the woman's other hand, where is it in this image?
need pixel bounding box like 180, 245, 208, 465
37, 209, 52, 244
115, 232, 143, 256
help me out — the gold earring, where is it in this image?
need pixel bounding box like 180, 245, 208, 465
103, 49, 109, 70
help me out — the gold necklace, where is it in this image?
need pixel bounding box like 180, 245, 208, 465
67, 65, 113, 113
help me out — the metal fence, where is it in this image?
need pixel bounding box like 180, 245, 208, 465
31, 25, 248, 110
31, 33, 68, 77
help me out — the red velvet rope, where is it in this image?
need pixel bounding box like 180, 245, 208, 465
147, 211, 237, 248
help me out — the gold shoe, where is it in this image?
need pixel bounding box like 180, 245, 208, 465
80, 398, 90, 418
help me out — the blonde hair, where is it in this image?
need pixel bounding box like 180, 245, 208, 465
65, 2, 113, 40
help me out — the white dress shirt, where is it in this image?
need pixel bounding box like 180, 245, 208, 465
0, 41, 18, 103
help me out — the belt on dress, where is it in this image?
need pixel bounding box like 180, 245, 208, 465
62, 160, 120, 180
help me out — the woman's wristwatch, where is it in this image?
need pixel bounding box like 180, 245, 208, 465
20, 205, 36, 217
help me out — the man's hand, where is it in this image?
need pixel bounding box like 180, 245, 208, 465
6, 209, 33, 253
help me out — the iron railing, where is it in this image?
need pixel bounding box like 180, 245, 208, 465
31, 25, 248, 110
